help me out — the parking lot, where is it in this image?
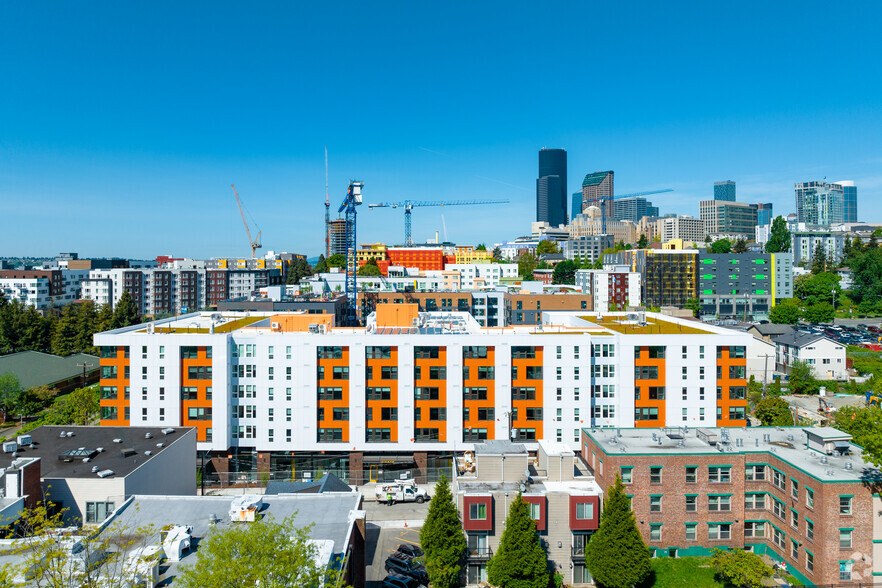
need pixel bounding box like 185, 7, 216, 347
798, 322, 882, 348
363, 497, 430, 587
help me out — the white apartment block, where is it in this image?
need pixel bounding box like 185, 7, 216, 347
574, 268, 641, 313
445, 264, 518, 289
657, 215, 705, 243
95, 309, 754, 482
0, 269, 85, 310
774, 332, 847, 381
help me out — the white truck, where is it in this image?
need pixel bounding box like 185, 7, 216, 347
375, 479, 430, 504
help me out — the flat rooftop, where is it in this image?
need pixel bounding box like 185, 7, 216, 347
0, 426, 194, 479
585, 426, 881, 483
105, 493, 363, 583
579, 315, 711, 335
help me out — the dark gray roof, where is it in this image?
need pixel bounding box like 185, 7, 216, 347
749, 324, 795, 336
0, 351, 99, 390
265, 473, 352, 495
772, 331, 841, 348
0, 425, 195, 479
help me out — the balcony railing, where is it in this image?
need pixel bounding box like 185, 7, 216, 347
467, 547, 493, 560
571, 545, 586, 559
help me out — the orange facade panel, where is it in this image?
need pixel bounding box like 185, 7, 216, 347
181, 346, 213, 442
716, 346, 748, 427
317, 347, 350, 443
463, 346, 496, 441
413, 346, 447, 443
634, 346, 666, 428
99, 346, 130, 426
512, 346, 543, 441
365, 347, 399, 443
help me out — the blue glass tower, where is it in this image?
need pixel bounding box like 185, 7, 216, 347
714, 180, 736, 201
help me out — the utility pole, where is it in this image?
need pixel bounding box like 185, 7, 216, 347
76, 362, 94, 388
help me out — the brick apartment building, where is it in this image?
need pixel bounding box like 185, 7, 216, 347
581, 426, 881, 586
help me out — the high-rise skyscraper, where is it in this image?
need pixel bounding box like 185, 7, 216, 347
537, 148, 567, 226
754, 203, 774, 227
571, 191, 583, 224
795, 181, 847, 226
612, 197, 659, 223
714, 181, 736, 201
581, 171, 614, 217
836, 180, 858, 223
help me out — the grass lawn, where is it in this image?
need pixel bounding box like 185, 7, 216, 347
636, 557, 722, 588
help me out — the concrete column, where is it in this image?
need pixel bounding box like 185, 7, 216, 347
414, 451, 428, 483
349, 451, 364, 486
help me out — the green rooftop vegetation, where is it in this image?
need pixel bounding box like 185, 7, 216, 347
579, 316, 710, 335
144, 316, 265, 334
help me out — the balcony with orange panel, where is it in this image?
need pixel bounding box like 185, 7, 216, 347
365, 346, 399, 443
715, 345, 748, 427
316, 346, 350, 443
511, 346, 543, 441
634, 346, 666, 428
413, 346, 447, 443
180, 346, 214, 442
462, 346, 496, 442
99, 346, 130, 426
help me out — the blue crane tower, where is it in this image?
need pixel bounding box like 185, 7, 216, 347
367, 199, 510, 246
338, 180, 364, 326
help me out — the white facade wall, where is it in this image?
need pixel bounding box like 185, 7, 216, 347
0, 278, 52, 309
573, 269, 642, 313
446, 264, 517, 289
95, 313, 755, 454
776, 337, 847, 380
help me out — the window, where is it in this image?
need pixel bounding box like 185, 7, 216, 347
685, 466, 697, 483
159, 366, 165, 380
708, 495, 731, 512
806, 487, 814, 509
806, 552, 814, 574
556, 367, 562, 380
708, 467, 731, 483
772, 469, 785, 490
528, 503, 541, 521
791, 509, 799, 529
685, 495, 697, 512
469, 503, 487, 520
648, 346, 665, 359
840, 561, 852, 581
682, 387, 687, 400
685, 524, 697, 541
574, 408, 580, 421
746, 465, 766, 481
708, 524, 731, 540
699, 366, 705, 380
332, 366, 349, 380
682, 345, 687, 359
560, 498, 590, 521
773, 498, 786, 520
744, 522, 765, 538
806, 519, 814, 542
773, 527, 785, 549
840, 496, 853, 515
650, 525, 662, 542
744, 494, 765, 510
791, 540, 799, 560
650, 496, 662, 512
634, 366, 659, 379
621, 467, 633, 484
366, 428, 392, 442
650, 466, 662, 484
85, 501, 115, 523
159, 407, 165, 421
840, 529, 852, 549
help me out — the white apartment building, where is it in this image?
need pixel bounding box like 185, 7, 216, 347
95, 308, 754, 483
0, 269, 85, 310
773, 332, 847, 380
657, 215, 705, 243
574, 268, 641, 313
445, 264, 518, 289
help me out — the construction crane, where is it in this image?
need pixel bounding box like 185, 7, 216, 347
582, 188, 674, 234
338, 180, 364, 326
231, 184, 262, 259
324, 147, 331, 258
368, 199, 510, 246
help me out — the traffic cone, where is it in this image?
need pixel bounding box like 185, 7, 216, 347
404, 521, 408, 528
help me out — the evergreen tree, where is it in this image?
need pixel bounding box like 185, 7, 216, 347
75, 301, 99, 353
637, 233, 648, 248
313, 254, 329, 273
286, 259, 313, 284
765, 216, 791, 253
50, 305, 78, 356
551, 260, 577, 285
586, 475, 650, 588
491, 246, 503, 262
420, 475, 466, 588
96, 303, 114, 333
486, 494, 549, 588
357, 259, 383, 277
111, 291, 140, 329
732, 238, 749, 253
811, 243, 827, 274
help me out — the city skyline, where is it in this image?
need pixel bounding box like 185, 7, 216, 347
2, 2, 881, 259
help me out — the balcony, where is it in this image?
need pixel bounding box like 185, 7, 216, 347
467, 547, 492, 560
571, 545, 586, 560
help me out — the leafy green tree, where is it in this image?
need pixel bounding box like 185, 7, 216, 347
586, 475, 650, 588
536, 239, 561, 255
747, 376, 764, 409
313, 254, 329, 273
47, 386, 99, 425
788, 360, 819, 395
732, 238, 749, 253
326, 254, 346, 268
832, 406, 882, 466
0, 373, 23, 423
709, 238, 732, 254
357, 259, 383, 277
111, 291, 140, 328
518, 252, 538, 279
487, 494, 549, 588
177, 515, 347, 588
769, 299, 801, 324
754, 397, 793, 426
637, 233, 648, 248
420, 475, 466, 588
765, 216, 791, 253
850, 247, 882, 303
793, 272, 840, 306
684, 297, 701, 318
551, 260, 577, 285
710, 547, 773, 588
803, 301, 834, 323
286, 259, 313, 284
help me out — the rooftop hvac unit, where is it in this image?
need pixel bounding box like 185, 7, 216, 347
161, 428, 175, 435
2, 442, 17, 454
97, 469, 115, 478
145, 433, 153, 439
113, 438, 123, 444
271, 322, 280, 330
16, 435, 31, 447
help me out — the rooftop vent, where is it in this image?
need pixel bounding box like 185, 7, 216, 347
208, 513, 218, 526
677, 439, 685, 447
96, 447, 104, 453
66, 432, 74, 437
845, 462, 854, 471
91, 466, 99, 473
156, 443, 164, 448
787, 434, 795, 442
97, 469, 115, 478
145, 433, 153, 439
145, 450, 152, 456
821, 456, 828, 464
113, 439, 122, 444
121, 448, 136, 458
82, 457, 90, 463
16, 435, 32, 446
161, 428, 175, 435
59, 432, 66, 438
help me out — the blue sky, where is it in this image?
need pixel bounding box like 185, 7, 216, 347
2, 2, 881, 259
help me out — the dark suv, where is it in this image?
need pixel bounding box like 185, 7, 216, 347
385, 553, 429, 586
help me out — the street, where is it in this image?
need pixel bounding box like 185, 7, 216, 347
363, 497, 430, 587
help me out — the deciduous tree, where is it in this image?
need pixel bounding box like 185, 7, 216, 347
586, 475, 650, 588
326, 254, 346, 268
710, 547, 773, 588
765, 216, 791, 253
357, 259, 382, 277
518, 253, 538, 280
0, 373, 23, 423
832, 406, 882, 467
419, 475, 466, 588
536, 239, 560, 256
732, 238, 749, 253
486, 494, 549, 588
754, 397, 793, 426
769, 299, 801, 324
709, 238, 732, 254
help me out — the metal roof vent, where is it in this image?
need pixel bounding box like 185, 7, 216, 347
29, 444, 35, 450
82, 457, 90, 463
11, 452, 17, 459
96, 447, 104, 453
145, 433, 153, 439
677, 439, 685, 447
145, 450, 152, 456
91, 466, 99, 473
845, 461, 854, 471
208, 513, 218, 526
821, 456, 828, 464
113, 439, 123, 444
156, 443, 164, 448
162, 428, 175, 435
97, 469, 115, 478
67, 432, 74, 437
59, 432, 66, 438
787, 434, 794, 442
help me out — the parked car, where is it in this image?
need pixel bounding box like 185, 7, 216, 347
395, 543, 425, 558
385, 553, 429, 586
382, 573, 421, 588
